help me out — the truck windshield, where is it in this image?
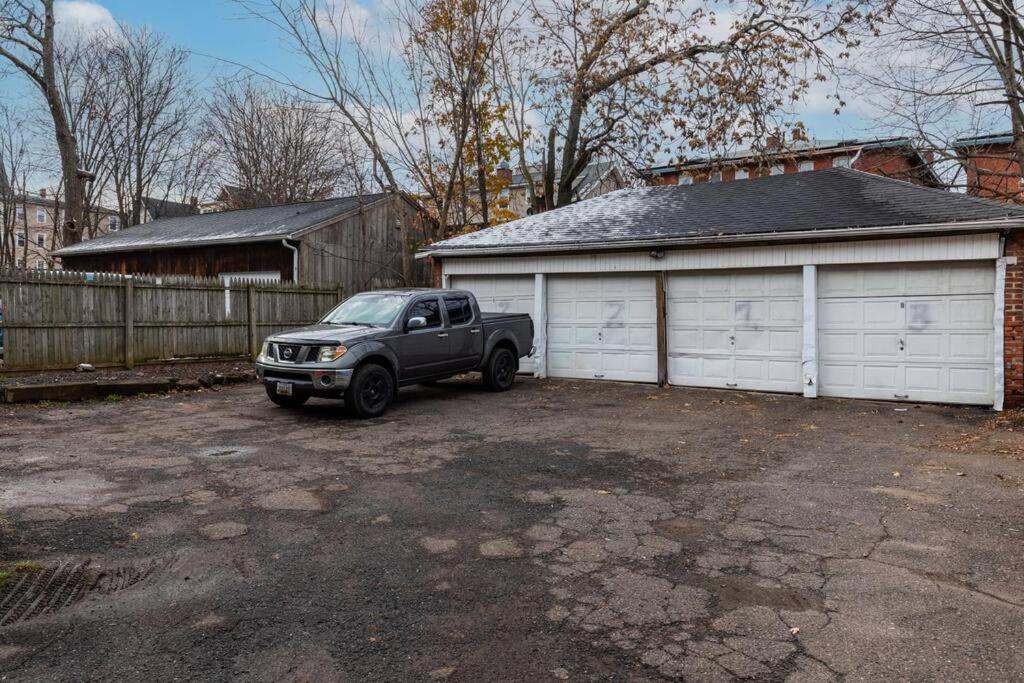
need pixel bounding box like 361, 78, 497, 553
321, 293, 408, 327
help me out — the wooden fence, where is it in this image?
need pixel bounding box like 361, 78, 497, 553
0, 268, 342, 371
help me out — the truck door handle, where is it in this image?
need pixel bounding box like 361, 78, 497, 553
469, 328, 480, 334
437, 333, 449, 338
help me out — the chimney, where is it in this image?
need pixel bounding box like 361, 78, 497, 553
190, 196, 198, 208
496, 160, 513, 187
765, 133, 783, 150
39, 188, 47, 198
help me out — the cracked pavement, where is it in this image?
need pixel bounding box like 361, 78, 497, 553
0, 377, 1022, 681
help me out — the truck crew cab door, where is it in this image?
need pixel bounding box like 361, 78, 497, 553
443, 294, 483, 372
396, 295, 449, 381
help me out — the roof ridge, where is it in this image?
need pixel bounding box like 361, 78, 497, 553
197, 192, 387, 217
831, 166, 1024, 214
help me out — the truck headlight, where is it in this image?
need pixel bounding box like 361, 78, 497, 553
318, 345, 348, 362
258, 341, 270, 361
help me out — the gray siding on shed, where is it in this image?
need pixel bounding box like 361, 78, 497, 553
298, 196, 430, 292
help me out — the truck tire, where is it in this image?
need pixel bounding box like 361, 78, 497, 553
483, 346, 516, 392
265, 384, 309, 408
345, 363, 394, 418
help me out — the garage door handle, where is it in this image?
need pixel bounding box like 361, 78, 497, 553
726, 382, 738, 388
894, 393, 909, 399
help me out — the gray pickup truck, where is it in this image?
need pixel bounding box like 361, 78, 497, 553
255, 288, 534, 418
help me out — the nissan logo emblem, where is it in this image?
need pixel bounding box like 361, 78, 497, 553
282, 347, 294, 360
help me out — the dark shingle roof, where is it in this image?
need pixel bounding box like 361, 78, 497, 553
142, 196, 199, 220
424, 168, 1024, 254
55, 193, 387, 256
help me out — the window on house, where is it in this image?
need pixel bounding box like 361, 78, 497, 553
16, 258, 25, 268
444, 296, 474, 326
709, 171, 722, 183
735, 168, 749, 180
798, 160, 814, 172
770, 164, 785, 176
677, 174, 693, 185
36, 233, 45, 248
36, 207, 46, 224
15, 206, 24, 219
833, 156, 851, 168
108, 216, 120, 231
16, 232, 25, 247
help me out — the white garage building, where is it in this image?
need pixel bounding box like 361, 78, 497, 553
420, 169, 1024, 409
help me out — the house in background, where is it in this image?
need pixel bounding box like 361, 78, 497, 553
952, 133, 1022, 203
0, 187, 118, 269
141, 196, 200, 223
497, 160, 627, 218
646, 137, 941, 188
54, 192, 432, 291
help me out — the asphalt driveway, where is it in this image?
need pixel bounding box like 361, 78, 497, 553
0, 377, 1022, 681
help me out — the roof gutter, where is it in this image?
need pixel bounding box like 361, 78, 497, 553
282, 239, 299, 282
416, 218, 1024, 259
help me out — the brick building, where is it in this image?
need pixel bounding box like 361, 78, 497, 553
952, 133, 1023, 202
646, 137, 941, 188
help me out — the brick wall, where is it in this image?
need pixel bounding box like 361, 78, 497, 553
1005, 232, 1024, 406
959, 144, 1023, 202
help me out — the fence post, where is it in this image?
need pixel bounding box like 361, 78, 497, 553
124, 277, 135, 369
336, 285, 343, 303
247, 285, 258, 360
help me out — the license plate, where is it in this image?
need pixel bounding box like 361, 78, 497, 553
276, 382, 293, 396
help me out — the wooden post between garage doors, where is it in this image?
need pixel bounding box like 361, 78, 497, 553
656, 271, 668, 387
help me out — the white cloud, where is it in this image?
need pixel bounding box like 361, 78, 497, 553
54, 1, 116, 37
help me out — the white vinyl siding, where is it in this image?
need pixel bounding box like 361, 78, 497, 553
667, 269, 803, 392
441, 234, 1000, 276
547, 274, 657, 382
818, 262, 995, 404
450, 274, 536, 374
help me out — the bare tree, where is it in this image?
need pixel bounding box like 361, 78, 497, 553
0, 0, 90, 244
101, 26, 194, 226
206, 81, 348, 208
499, 0, 882, 210
0, 105, 36, 267
850, 0, 1024, 199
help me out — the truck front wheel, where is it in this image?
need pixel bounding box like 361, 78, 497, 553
483, 347, 517, 392
345, 363, 394, 418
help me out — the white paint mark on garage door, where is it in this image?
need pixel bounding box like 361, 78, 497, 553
818, 262, 994, 405
667, 269, 803, 392
547, 275, 657, 382
450, 275, 535, 373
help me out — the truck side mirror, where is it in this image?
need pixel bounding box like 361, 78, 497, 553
406, 316, 427, 330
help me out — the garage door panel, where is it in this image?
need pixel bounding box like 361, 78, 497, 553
547, 274, 657, 382
817, 262, 994, 405
451, 275, 536, 374
668, 268, 803, 392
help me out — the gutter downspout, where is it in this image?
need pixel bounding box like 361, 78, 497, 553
282, 239, 299, 283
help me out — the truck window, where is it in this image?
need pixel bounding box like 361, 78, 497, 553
407, 298, 442, 328
445, 296, 473, 325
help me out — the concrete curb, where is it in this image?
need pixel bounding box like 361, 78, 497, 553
1, 371, 255, 404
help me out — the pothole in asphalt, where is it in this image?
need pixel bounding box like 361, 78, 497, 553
193, 445, 257, 460
0, 559, 158, 627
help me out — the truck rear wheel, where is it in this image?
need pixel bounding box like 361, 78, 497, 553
265, 384, 310, 408
345, 363, 394, 418
483, 347, 516, 392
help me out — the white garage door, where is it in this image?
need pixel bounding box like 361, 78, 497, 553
818, 262, 994, 405
547, 274, 657, 382
667, 269, 803, 392
450, 275, 535, 373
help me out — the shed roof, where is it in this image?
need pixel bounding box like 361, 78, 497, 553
55, 193, 389, 257
421, 168, 1024, 255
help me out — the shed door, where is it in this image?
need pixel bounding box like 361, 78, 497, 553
449, 275, 535, 374
547, 274, 657, 382
818, 262, 994, 405
667, 269, 803, 392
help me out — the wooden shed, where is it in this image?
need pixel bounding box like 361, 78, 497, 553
54, 192, 431, 292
